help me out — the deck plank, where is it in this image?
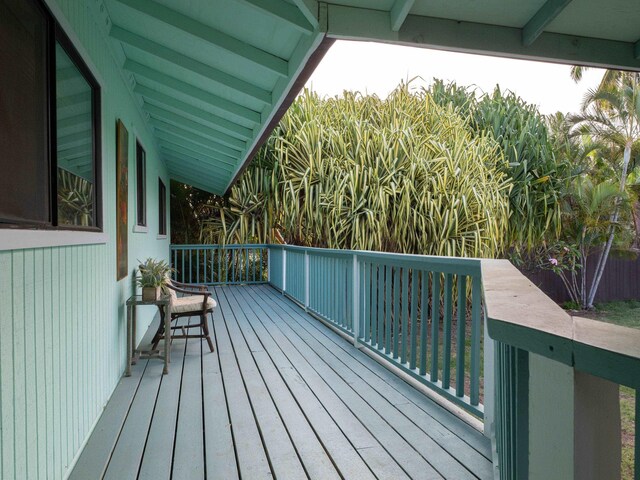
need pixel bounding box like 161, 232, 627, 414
256, 285, 492, 459
202, 294, 238, 480
172, 319, 206, 479
225, 288, 380, 480
103, 359, 164, 480
250, 285, 490, 479
68, 360, 148, 480
70, 284, 493, 480
232, 287, 413, 480
222, 287, 341, 480
213, 299, 273, 479
137, 337, 187, 480
239, 287, 443, 480
216, 287, 307, 480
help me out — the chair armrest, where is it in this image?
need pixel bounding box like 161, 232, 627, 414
166, 283, 211, 297
171, 279, 208, 292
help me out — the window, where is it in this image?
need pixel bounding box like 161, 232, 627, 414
158, 178, 167, 236
0, 0, 101, 230
135, 141, 146, 227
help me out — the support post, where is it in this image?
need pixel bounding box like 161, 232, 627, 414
352, 254, 360, 347
267, 247, 271, 283
282, 248, 287, 294
304, 251, 309, 310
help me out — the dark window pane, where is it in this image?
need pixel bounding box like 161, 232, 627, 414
0, 0, 50, 225
159, 179, 166, 235
56, 41, 95, 227
136, 142, 146, 226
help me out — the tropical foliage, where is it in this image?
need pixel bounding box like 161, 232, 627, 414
200, 85, 512, 258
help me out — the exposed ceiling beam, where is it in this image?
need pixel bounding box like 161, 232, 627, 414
133, 84, 253, 139
113, 33, 271, 107
236, 0, 314, 34
291, 0, 319, 29
324, 6, 640, 72
155, 134, 238, 167
522, 0, 572, 47
57, 113, 89, 130
125, 61, 262, 124
163, 160, 233, 186
155, 132, 238, 166
114, 0, 288, 76
159, 142, 235, 171
390, 0, 415, 32
168, 172, 225, 195
144, 103, 247, 151
161, 152, 234, 180
151, 119, 243, 159
57, 130, 92, 147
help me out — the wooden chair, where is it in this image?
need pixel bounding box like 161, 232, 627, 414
151, 279, 215, 352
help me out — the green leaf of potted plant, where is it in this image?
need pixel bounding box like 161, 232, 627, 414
137, 258, 173, 301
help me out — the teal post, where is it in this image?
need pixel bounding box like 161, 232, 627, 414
385, 265, 392, 355
393, 268, 400, 360
470, 276, 482, 405
410, 271, 418, 370
401, 268, 409, 364
456, 275, 467, 397
430, 272, 440, 381
419, 270, 428, 375
442, 273, 453, 390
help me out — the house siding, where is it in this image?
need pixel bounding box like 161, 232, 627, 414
0, 1, 170, 478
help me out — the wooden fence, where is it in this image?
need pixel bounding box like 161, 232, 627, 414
523, 253, 640, 304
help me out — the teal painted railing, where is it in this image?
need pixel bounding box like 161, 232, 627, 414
269, 244, 485, 418
170, 244, 269, 285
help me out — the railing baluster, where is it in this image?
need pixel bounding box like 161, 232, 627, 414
410, 270, 418, 369
385, 265, 392, 355
173, 248, 177, 280
420, 270, 428, 375
443, 273, 453, 390
377, 264, 384, 348
181, 249, 185, 283
393, 267, 400, 360
196, 249, 200, 284
352, 254, 359, 346
430, 272, 440, 381
470, 275, 482, 405
364, 263, 370, 343
371, 264, 378, 347
456, 275, 467, 397
401, 268, 409, 365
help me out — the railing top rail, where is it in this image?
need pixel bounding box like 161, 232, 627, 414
483, 259, 640, 389
269, 243, 482, 275
170, 244, 269, 249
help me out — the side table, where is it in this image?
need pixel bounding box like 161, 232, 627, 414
126, 295, 172, 375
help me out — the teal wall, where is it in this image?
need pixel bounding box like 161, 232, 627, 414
0, 1, 170, 478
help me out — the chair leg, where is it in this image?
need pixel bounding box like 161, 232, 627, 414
151, 309, 166, 350
202, 313, 214, 352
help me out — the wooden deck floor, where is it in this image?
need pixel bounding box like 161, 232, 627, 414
70, 285, 493, 480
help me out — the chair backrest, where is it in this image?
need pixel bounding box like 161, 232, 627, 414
163, 277, 178, 301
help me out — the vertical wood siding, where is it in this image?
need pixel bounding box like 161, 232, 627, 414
0, 1, 170, 478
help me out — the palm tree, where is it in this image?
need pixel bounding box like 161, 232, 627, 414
569, 73, 640, 307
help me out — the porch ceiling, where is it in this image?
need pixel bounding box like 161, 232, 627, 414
102, 0, 640, 195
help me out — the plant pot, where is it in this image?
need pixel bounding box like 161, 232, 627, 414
142, 286, 161, 302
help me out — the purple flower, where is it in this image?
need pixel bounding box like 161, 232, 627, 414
549, 258, 558, 266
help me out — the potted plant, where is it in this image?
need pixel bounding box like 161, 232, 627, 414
137, 258, 172, 301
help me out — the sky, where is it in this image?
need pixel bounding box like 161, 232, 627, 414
304, 40, 605, 115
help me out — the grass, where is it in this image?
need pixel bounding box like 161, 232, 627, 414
577, 300, 638, 479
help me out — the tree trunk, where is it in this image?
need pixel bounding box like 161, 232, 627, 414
587, 142, 632, 307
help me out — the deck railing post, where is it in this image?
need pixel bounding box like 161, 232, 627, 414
304, 251, 309, 311
352, 253, 360, 348
282, 248, 287, 294
267, 247, 271, 283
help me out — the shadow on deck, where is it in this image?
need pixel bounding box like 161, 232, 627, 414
70, 285, 492, 479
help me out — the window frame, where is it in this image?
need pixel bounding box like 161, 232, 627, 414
158, 178, 167, 237
0, 0, 102, 232
135, 140, 147, 229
